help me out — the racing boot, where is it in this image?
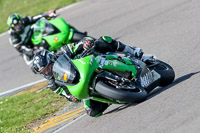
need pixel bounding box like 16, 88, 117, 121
84, 99, 109, 118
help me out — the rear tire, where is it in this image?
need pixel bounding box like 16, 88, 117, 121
95, 81, 148, 103
150, 60, 175, 87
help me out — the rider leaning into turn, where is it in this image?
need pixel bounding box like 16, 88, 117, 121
31, 36, 143, 117
7, 11, 56, 61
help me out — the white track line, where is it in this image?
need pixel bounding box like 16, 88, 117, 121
0, 32, 8, 38
0, 79, 46, 98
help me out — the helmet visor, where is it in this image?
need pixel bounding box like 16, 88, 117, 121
41, 63, 53, 77
13, 23, 22, 31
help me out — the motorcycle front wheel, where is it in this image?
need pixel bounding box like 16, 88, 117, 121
95, 81, 148, 103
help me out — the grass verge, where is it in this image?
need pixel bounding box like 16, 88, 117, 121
0, 89, 68, 132
0, 0, 81, 33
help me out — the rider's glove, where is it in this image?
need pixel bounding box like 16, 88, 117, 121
48, 10, 56, 17
133, 48, 143, 58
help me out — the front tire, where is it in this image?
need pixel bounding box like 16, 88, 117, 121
95, 81, 148, 103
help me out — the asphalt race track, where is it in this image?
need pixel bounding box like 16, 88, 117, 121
1, 0, 200, 132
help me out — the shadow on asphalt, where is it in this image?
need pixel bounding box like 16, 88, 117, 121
103, 71, 200, 116
113, 36, 122, 41
104, 103, 134, 115
147, 71, 200, 99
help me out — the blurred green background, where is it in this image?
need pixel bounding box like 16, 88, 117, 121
0, 0, 81, 33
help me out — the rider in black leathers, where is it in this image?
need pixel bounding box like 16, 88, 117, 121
7, 11, 56, 61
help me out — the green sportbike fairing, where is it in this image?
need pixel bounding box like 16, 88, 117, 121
53, 50, 175, 104
23, 17, 87, 66
31, 18, 87, 52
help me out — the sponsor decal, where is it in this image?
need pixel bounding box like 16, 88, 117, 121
13, 19, 18, 24
33, 56, 44, 72
90, 56, 94, 65
33, 56, 40, 64
77, 59, 86, 64
39, 67, 45, 72
112, 62, 117, 67
99, 57, 106, 68
104, 61, 108, 65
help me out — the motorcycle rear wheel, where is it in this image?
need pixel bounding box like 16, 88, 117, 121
150, 60, 175, 87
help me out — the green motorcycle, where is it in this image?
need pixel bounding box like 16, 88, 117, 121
24, 17, 87, 65
53, 50, 175, 104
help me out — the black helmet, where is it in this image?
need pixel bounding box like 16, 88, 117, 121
32, 49, 56, 77
7, 13, 24, 34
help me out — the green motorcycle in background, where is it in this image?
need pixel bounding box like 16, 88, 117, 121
24, 17, 87, 65
53, 49, 175, 105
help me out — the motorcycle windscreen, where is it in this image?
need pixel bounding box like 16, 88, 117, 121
32, 18, 55, 44
53, 55, 77, 84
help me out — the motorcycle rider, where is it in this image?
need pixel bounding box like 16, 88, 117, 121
7, 11, 56, 63
30, 49, 79, 102
31, 36, 143, 117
